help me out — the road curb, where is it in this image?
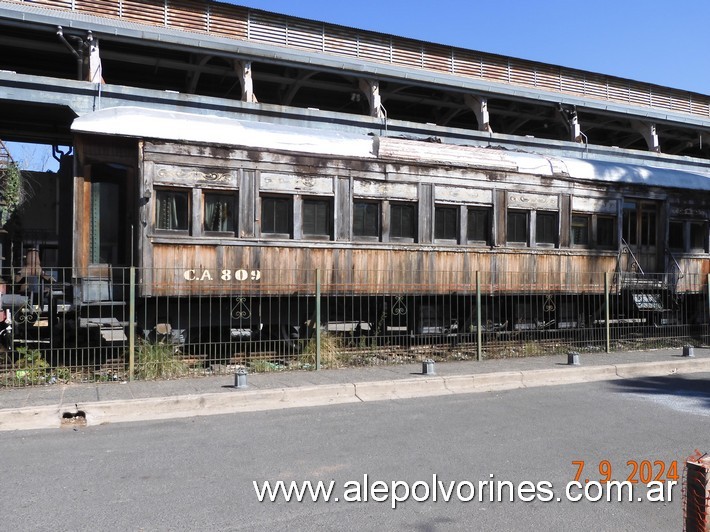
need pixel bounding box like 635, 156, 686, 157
0, 357, 708, 431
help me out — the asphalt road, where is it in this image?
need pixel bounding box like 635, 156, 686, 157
1, 373, 708, 531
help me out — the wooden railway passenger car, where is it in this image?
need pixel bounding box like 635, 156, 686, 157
30, 106, 710, 344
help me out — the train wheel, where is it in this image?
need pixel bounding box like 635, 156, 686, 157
265, 324, 306, 354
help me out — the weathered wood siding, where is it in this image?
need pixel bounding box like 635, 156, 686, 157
147, 243, 618, 296
130, 139, 710, 297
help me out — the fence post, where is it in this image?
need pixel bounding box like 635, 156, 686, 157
476, 270, 482, 361
128, 266, 136, 381
707, 273, 710, 327
604, 271, 611, 353
315, 268, 321, 371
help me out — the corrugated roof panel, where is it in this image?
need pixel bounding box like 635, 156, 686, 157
481, 55, 509, 84
690, 99, 710, 118
208, 2, 247, 39
452, 50, 483, 78
423, 43, 452, 74
584, 73, 608, 100
323, 26, 359, 57
358, 32, 390, 63
22, 0, 72, 9
509, 59, 537, 88
669, 92, 692, 114
122, 0, 165, 27
249, 11, 287, 46
560, 70, 586, 96
534, 64, 562, 93
168, 0, 208, 33
628, 80, 652, 107
651, 88, 672, 110
75, 0, 119, 18
391, 39, 422, 69
287, 19, 323, 52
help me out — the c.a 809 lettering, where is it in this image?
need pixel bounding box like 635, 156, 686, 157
183, 269, 261, 282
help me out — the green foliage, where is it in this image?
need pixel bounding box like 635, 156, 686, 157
13, 347, 49, 385
248, 359, 284, 372
53, 366, 72, 383
133, 341, 190, 380
1, 162, 23, 226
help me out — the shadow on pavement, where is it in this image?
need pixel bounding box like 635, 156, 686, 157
610, 374, 710, 411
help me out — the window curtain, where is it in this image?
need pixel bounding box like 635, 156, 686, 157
205, 198, 231, 232
157, 192, 179, 230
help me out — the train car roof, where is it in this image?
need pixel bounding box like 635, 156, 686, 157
72, 107, 710, 192
71, 106, 375, 159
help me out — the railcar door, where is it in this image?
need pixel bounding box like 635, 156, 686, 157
622, 200, 661, 273
87, 163, 132, 266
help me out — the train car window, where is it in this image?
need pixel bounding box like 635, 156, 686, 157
390, 203, 417, 241
353, 201, 380, 239
262, 196, 292, 236
303, 198, 333, 238
467, 207, 491, 245
204, 192, 237, 233
571, 215, 590, 246
536, 211, 557, 246
155, 189, 189, 231
668, 221, 684, 250
434, 205, 458, 241
507, 210, 528, 244
596, 216, 617, 248
690, 222, 707, 252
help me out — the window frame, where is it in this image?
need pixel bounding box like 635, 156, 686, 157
261, 194, 293, 238
689, 220, 708, 253
570, 214, 591, 247
389, 202, 417, 242
466, 207, 492, 246
154, 187, 191, 234
434, 204, 459, 243
668, 220, 685, 251
506, 209, 529, 246
352, 200, 381, 241
203, 190, 238, 236
301, 196, 333, 240
595, 215, 617, 249
535, 210, 558, 247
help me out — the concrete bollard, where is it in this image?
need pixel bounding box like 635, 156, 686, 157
422, 359, 436, 375
682, 345, 695, 358
567, 351, 580, 366
234, 368, 248, 388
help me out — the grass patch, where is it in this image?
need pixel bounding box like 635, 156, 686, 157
133, 341, 190, 380
298, 331, 349, 369
12, 348, 50, 385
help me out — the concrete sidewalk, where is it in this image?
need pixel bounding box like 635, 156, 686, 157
1, 348, 709, 431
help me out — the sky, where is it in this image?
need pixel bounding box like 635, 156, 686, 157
7, 0, 710, 170
233, 0, 709, 95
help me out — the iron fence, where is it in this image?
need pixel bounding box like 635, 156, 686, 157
1, 267, 708, 386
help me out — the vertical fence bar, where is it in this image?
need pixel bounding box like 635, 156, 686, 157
315, 268, 321, 371
476, 270, 482, 361
604, 271, 611, 353
128, 266, 136, 381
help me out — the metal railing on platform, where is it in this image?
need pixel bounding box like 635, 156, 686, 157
0, 267, 708, 386
9, 0, 710, 120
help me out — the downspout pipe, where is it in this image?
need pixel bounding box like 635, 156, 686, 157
56, 26, 82, 80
